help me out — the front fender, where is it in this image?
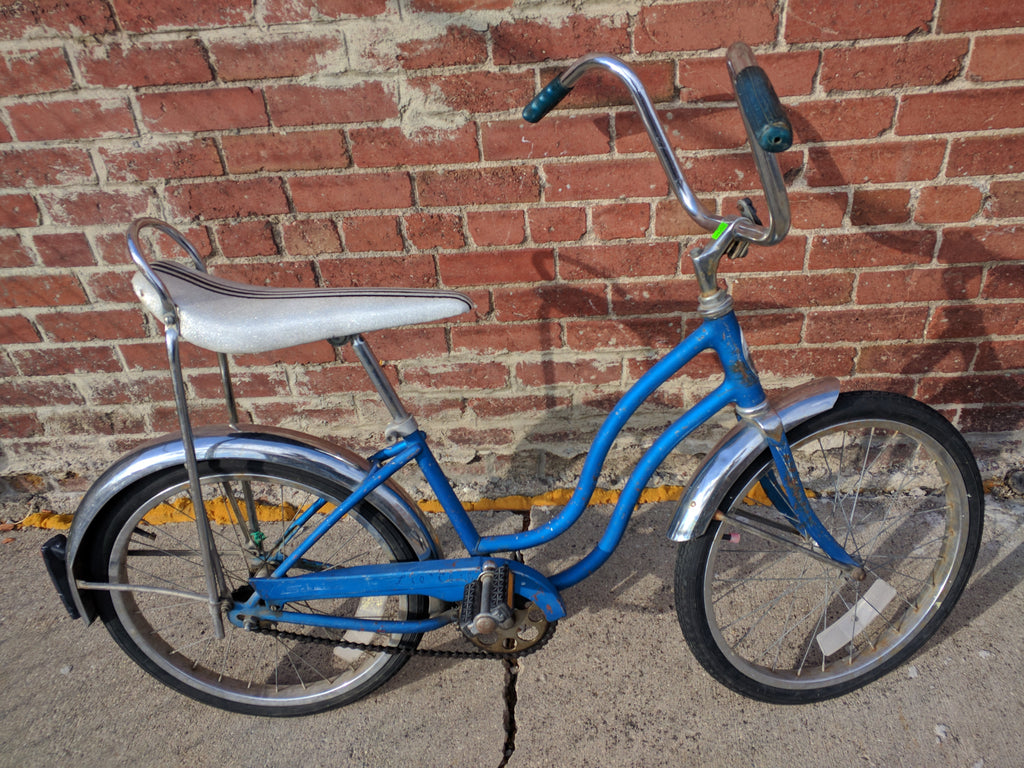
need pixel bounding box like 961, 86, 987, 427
65, 424, 444, 624
669, 378, 840, 542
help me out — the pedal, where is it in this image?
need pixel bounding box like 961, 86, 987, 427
459, 561, 515, 640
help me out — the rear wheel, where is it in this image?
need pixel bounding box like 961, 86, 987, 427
675, 391, 983, 703
90, 459, 429, 716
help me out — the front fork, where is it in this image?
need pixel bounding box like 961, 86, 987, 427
738, 401, 866, 578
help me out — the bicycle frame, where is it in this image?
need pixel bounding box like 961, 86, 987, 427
234, 292, 860, 635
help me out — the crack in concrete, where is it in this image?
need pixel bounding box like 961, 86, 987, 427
498, 658, 520, 767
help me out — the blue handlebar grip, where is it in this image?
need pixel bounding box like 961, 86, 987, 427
523, 79, 572, 123
733, 66, 792, 153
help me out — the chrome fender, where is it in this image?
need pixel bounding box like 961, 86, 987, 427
65, 424, 444, 624
669, 378, 840, 542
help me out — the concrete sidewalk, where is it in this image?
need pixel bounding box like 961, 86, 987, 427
3, 497, 1023, 768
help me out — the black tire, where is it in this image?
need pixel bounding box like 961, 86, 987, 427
89, 459, 429, 716
675, 391, 983, 703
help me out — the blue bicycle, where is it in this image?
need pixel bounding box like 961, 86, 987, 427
44, 43, 984, 715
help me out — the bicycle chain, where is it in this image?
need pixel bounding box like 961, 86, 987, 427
247, 617, 557, 661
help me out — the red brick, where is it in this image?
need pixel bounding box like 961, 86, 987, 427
495, 284, 607, 322
982, 264, 1024, 300
898, 87, 1024, 135
654, 198, 719, 237
960, 405, 1024, 433
467, 393, 568, 418
858, 343, 974, 375
0, 0, 114, 37
112, 0, 252, 32
140, 87, 267, 133
918, 374, 1024, 406
41, 188, 151, 226
211, 35, 344, 81
266, 0, 387, 23
592, 203, 650, 241
357, 327, 449, 361
688, 152, 803, 195
282, 219, 342, 256
266, 82, 397, 126
0, 316, 41, 344
42, 410, 147, 437
341, 215, 404, 252
806, 141, 945, 186
320, 253, 437, 288
120, 341, 218, 371
222, 130, 349, 173
516, 359, 621, 388
677, 51, 818, 103
618, 107, 748, 154
12, 345, 121, 376
753, 347, 856, 378
410, 0, 511, 11
439, 249, 554, 287
544, 158, 668, 202
397, 26, 487, 69
167, 178, 289, 220
36, 309, 147, 342
86, 374, 175, 406
405, 212, 465, 250
492, 15, 629, 65
948, 135, 1024, 177
233, 341, 336, 367
101, 138, 223, 183
77, 40, 212, 87
210, 261, 317, 288
482, 115, 610, 161
782, 191, 848, 230
976, 340, 1024, 371
0, 48, 72, 97
3, 412, 42, 439
85, 270, 136, 303
809, 231, 936, 270
635, 0, 777, 53
0, 147, 94, 188
349, 124, 477, 168
0, 236, 33, 268
406, 71, 534, 114
0, 195, 39, 228
721, 236, 807, 275
610, 279, 700, 317
0, 274, 87, 309
938, 0, 1024, 32
986, 181, 1024, 218
560, 242, 676, 281
857, 266, 983, 304
417, 166, 540, 207
545, 61, 677, 110
190, 370, 288, 400
9, 97, 135, 141
453, 322, 564, 354
529, 207, 587, 243
789, 97, 897, 142
938, 226, 1024, 264
215, 220, 278, 259
731, 273, 854, 309
969, 34, 1024, 82
467, 210, 525, 247
916, 185, 982, 224
850, 189, 911, 226
806, 306, 928, 343
927, 304, 1024, 339
34, 232, 95, 267
402, 361, 509, 390
821, 40, 968, 92
786, 0, 932, 42
566, 317, 682, 351
0, 379, 84, 407
290, 171, 412, 212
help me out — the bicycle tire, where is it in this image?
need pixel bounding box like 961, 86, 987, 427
88, 459, 429, 716
674, 390, 983, 703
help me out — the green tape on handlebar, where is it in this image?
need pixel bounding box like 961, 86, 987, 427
711, 221, 730, 240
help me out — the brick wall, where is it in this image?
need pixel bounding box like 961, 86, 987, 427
2, 0, 1024, 512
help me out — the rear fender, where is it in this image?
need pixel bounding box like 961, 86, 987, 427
669, 378, 840, 542
64, 424, 443, 624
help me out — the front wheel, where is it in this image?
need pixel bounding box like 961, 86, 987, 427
675, 391, 983, 703
89, 459, 429, 716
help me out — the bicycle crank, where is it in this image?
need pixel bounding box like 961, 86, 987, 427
459, 560, 550, 654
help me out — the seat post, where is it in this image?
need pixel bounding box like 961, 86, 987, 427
343, 335, 419, 439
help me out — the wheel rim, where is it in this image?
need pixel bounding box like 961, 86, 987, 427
107, 470, 418, 709
703, 418, 971, 691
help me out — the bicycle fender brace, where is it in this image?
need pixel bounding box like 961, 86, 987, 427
669, 377, 840, 542
56, 425, 445, 624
